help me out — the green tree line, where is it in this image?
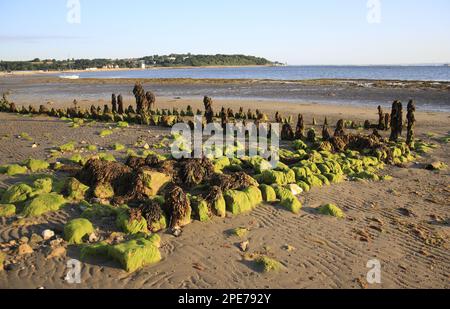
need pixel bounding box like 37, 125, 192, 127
0, 54, 274, 71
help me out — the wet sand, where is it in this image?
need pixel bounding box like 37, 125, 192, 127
0, 95, 449, 289
1, 76, 450, 112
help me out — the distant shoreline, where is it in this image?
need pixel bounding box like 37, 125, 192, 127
0, 64, 277, 77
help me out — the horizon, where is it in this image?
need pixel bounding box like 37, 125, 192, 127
1, 0, 450, 65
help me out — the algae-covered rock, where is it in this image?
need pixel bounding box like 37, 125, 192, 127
1, 183, 33, 204
426, 161, 447, 171
108, 237, 161, 272
213, 157, 231, 173
65, 178, 89, 201
81, 204, 117, 219
117, 121, 129, 128
230, 227, 249, 238
224, 190, 252, 215
0, 204, 16, 217
64, 218, 95, 244
255, 256, 283, 272
113, 143, 126, 151
296, 181, 310, 193
224, 186, 262, 215
316, 174, 331, 186
293, 139, 308, 150
292, 166, 312, 182
59, 142, 76, 152
140, 170, 172, 197
5, 164, 28, 176
261, 169, 296, 186
248, 156, 273, 174
353, 171, 380, 181
31, 177, 53, 197
304, 175, 323, 188
324, 173, 344, 184
259, 184, 277, 202
318, 203, 345, 218
191, 197, 211, 222
93, 183, 114, 199
69, 154, 85, 165
274, 186, 302, 214
98, 153, 116, 162
80, 241, 110, 259
22, 193, 66, 217
99, 129, 113, 137
116, 209, 149, 235
26, 159, 49, 172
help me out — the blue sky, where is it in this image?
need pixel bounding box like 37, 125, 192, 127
0, 0, 449, 64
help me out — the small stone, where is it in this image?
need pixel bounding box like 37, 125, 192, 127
29, 234, 44, 246
42, 229, 55, 240
171, 227, 182, 237
143, 143, 150, 150
17, 244, 33, 255
32, 143, 38, 148
49, 238, 63, 248
46, 246, 66, 259
19, 236, 29, 244
239, 240, 249, 252
283, 244, 296, 252
88, 233, 98, 243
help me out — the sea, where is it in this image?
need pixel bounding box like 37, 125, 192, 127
69, 65, 450, 82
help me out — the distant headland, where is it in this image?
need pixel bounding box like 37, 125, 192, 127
0, 54, 282, 72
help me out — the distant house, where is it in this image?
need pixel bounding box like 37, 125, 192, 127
140, 61, 146, 69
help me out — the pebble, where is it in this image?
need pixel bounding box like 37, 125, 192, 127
17, 244, 34, 256
239, 240, 250, 252
89, 233, 98, 243
42, 229, 55, 240
46, 246, 66, 259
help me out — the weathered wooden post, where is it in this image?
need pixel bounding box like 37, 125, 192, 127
334, 119, 345, 136
111, 94, 117, 113
117, 94, 124, 114
295, 114, 305, 139
406, 100, 416, 148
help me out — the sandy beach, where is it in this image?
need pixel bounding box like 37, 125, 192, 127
0, 84, 449, 288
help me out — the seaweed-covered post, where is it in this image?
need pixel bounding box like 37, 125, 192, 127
221, 107, 228, 130
281, 120, 295, 141
103, 104, 110, 114
389, 100, 403, 142
384, 113, 390, 131
146, 91, 156, 111
295, 114, 305, 139
275, 112, 282, 123
322, 120, 332, 141
377, 105, 385, 130
406, 100, 416, 147
117, 94, 124, 114
111, 94, 117, 113
203, 96, 214, 124
334, 119, 345, 136
133, 82, 147, 114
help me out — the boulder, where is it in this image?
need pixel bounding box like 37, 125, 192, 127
64, 218, 95, 244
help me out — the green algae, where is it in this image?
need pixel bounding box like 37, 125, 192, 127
0, 204, 16, 217
259, 184, 277, 202
25, 159, 49, 172
22, 193, 66, 217
64, 218, 95, 245
1, 183, 33, 204
318, 203, 345, 218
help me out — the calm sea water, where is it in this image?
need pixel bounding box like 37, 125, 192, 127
70, 65, 450, 81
